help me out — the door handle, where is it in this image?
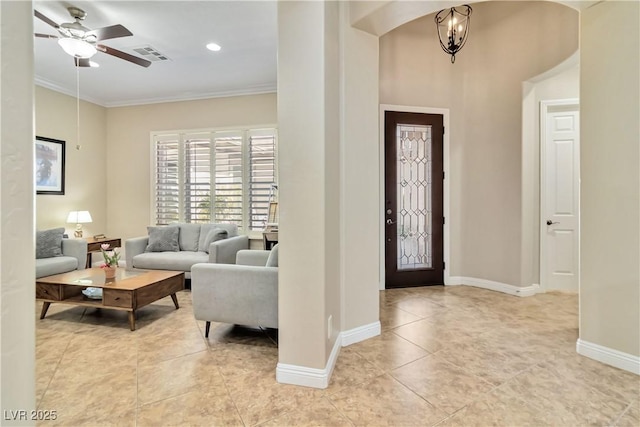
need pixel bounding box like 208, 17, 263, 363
546, 220, 559, 225
386, 219, 396, 225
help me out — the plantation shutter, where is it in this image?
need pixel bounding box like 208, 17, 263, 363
154, 135, 180, 225
153, 127, 277, 231
213, 132, 243, 229
248, 130, 277, 230
184, 134, 212, 223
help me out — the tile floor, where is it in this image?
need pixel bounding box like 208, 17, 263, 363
36, 285, 639, 426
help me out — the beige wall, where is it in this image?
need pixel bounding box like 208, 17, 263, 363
35, 90, 276, 245
35, 86, 107, 237
580, 1, 640, 357
105, 93, 277, 241
379, 1, 578, 286
1, 0, 36, 417
36, 90, 275, 243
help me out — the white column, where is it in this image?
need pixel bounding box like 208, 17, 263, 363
0, 0, 36, 420
579, 1, 640, 372
276, 1, 341, 387
340, 2, 381, 339
277, 1, 383, 387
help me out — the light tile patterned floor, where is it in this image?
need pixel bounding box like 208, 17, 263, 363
35, 285, 639, 426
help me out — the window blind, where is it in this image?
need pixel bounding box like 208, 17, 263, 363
184, 135, 211, 223
213, 133, 243, 228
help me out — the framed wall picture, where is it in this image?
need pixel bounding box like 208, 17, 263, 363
35, 136, 65, 195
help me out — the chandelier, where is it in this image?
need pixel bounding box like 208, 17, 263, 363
434, 5, 473, 63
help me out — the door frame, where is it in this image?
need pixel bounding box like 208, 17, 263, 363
379, 104, 450, 290
539, 98, 580, 293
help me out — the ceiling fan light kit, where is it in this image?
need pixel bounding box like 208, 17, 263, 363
58, 37, 96, 58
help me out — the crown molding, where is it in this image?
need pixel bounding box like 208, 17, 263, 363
35, 79, 277, 108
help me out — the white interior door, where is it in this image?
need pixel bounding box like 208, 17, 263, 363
541, 100, 580, 292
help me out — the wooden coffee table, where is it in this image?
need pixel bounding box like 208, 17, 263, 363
36, 268, 185, 331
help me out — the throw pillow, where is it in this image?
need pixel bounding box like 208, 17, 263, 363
174, 223, 200, 252
35, 227, 65, 259
202, 228, 228, 253
145, 226, 180, 252
266, 243, 279, 267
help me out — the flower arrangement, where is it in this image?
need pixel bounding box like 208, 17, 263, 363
100, 243, 121, 268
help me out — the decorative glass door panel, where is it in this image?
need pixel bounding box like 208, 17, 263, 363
397, 124, 432, 270
384, 111, 443, 288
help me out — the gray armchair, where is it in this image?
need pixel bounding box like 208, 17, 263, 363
191, 244, 279, 337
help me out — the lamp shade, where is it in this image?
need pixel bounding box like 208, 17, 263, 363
67, 211, 93, 224
58, 38, 97, 59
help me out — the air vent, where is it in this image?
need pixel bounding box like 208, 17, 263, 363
132, 45, 171, 62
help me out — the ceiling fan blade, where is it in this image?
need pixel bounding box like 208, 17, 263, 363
86, 24, 132, 42
74, 58, 92, 67
97, 44, 151, 68
34, 10, 59, 29
35, 33, 58, 39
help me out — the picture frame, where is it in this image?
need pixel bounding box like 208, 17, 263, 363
267, 201, 279, 225
35, 136, 65, 195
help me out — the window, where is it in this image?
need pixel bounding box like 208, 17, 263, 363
152, 127, 277, 234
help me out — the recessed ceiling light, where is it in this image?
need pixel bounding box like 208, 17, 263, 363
206, 42, 221, 52
89, 61, 100, 68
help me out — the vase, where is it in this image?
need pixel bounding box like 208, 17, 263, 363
104, 265, 117, 280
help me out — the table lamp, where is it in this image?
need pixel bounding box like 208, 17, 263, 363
66, 210, 92, 238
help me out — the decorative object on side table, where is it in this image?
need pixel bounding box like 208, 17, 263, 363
100, 243, 121, 279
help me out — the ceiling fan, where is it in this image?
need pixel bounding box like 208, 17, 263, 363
34, 6, 151, 68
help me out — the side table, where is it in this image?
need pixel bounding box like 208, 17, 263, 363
262, 231, 278, 250
85, 236, 122, 268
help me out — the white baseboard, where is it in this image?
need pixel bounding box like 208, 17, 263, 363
341, 321, 381, 347
276, 333, 342, 389
275, 320, 382, 388
448, 276, 539, 297
577, 339, 640, 375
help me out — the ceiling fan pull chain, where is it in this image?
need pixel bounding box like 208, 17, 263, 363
76, 64, 81, 151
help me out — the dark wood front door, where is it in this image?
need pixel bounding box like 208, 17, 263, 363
385, 111, 444, 288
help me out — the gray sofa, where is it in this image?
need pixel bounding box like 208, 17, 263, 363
192, 244, 279, 336
35, 228, 88, 279
125, 223, 249, 278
